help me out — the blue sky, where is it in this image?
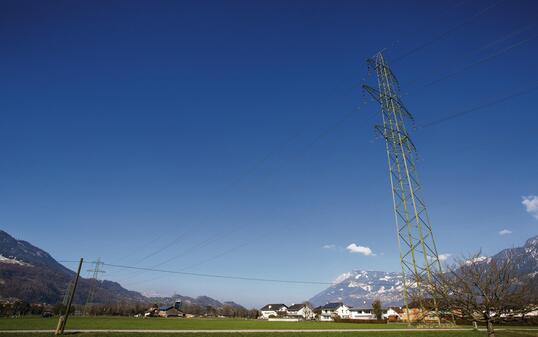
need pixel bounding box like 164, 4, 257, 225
1, 0, 537, 307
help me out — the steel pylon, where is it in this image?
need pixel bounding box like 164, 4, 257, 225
84, 258, 105, 315
363, 52, 442, 323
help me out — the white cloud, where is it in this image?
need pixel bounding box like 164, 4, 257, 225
346, 243, 375, 256
499, 229, 512, 236
522, 195, 538, 219
322, 244, 336, 249
438, 253, 451, 262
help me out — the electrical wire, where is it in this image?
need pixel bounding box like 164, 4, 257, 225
402, 23, 537, 89
470, 23, 536, 55
122, 104, 369, 285
119, 84, 357, 272
121, 229, 274, 288
58, 260, 332, 285
417, 33, 538, 90
69, 3, 535, 283
115, 1, 514, 277
392, 0, 505, 63
111, 232, 171, 264
420, 83, 538, 128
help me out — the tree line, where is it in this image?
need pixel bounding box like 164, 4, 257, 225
0, 299, 259, 319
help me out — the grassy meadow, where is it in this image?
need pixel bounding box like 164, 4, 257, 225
0, 316, 413, 330
0, 317, 537, 337
1, 330, 538, 337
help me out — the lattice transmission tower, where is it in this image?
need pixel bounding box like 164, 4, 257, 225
363, 52, 442, 321
84, 258, 105, 315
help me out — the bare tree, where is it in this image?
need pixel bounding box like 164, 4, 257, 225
418, 252, 537, 337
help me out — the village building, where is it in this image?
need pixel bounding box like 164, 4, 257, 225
399, 307, 438, 323
286, 304, 314, 320
146, 300, 184, 318
318, 302, 350, 321
383, 307, 402, 321
349, 307, 375, 320
259, 304, 288, 319
158, 305, 183, 318
144, 304, 159, 317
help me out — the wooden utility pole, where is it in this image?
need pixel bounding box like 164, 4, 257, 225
55, 258, 83, 335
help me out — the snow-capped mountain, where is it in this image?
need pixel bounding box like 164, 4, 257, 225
492, 234, 538, 277
309, 270, 404, 307
0, 229, 240, 308
0, 229, 146, 304
309, 235, 538, 308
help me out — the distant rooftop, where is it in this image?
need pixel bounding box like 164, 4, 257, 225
321, 302, 345, 309
260, 304, 287, 311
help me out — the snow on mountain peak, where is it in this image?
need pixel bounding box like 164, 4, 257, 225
312, 235, 538, 308
311, 270, 404, 307
333, 272, 353, 284
0, 254, 32, 267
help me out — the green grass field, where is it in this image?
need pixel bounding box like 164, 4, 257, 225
1, 331, 538, 337
0, 317, 420, 330
0, 317, 537, 337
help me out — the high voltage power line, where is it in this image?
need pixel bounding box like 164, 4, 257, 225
113, 53, 535, 285
112, 232, 171, 265
470, 23, 536, 55
391, 0, 505, 63
121, 228, 277, 288
94, 1, 534, 285
59, 76, 536, 289
111, 86, 365, 283
58, 260, 332, 286
416, 33, 538, 91
402, 23, 537, 89
125, 130, 299, 267
103, 262, 332, 285
113, 123, 313, 275
119, 102, 371, 287
70, 100, 371, 288
420, 83, 538, 128
78, 81, 534, 288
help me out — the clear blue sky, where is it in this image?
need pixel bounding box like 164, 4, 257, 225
1, 0, 537, 308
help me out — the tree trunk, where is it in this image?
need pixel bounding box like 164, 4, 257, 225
486, 320, 495, 337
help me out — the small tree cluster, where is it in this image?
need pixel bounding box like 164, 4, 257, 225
83, 302, 148, 316
372, 299, 383, 320
0, 300, 31, 317
179, 302, 258, 318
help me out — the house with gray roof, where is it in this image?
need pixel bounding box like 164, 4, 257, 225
287, 303, 314, 320
319, 302, 350, 321
259, 304, 287, 319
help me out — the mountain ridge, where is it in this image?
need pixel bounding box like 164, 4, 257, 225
0, 229, 239, 308
309, 270, 404, 307
309, 235, 538, 307
2, 229, 537, 309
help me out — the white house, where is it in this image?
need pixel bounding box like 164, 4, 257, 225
383, 307, 402, 320
145, 301, 184, 318
319, 302, 350, 321
525, 310, 538, 317
260, 304, 288, 319
287, 304, 314, 320
349, 307, 375, 320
